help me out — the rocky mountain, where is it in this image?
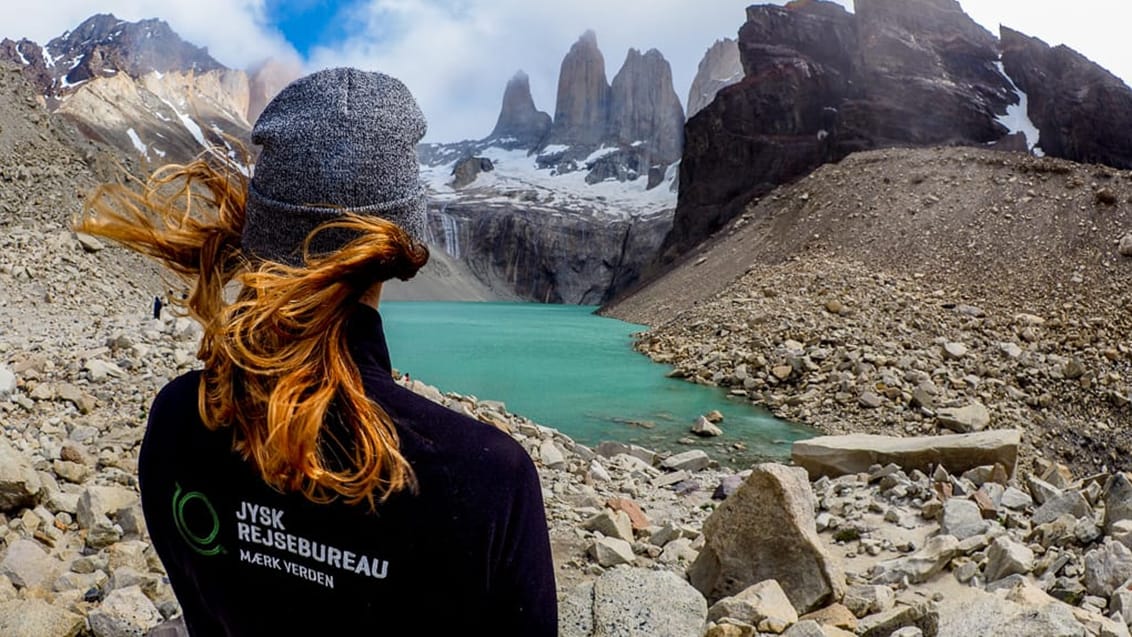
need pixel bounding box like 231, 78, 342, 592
0, 14, 223, 108
0, 14, 254, 168
655, 0, 1132, 264
417, 30, 691, 304
547, 30, 612, 150
540, 31, 686, 172
1001, 27, 1132, 169
4, 15, 689, 305
686, 38, 742, 119
487, 71, 552, 148
609, 48, 685, 166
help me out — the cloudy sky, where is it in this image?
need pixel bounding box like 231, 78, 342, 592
5, 1, 1131, 142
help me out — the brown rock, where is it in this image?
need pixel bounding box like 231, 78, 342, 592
972, 490, 998, 520
606, 498, 650, 531
800, 603, 858, 631
772, 366, 793, 381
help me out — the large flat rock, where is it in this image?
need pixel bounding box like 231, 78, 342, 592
791, 430, 1021, 479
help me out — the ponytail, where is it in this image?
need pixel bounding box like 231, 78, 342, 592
76, 152, 428, 507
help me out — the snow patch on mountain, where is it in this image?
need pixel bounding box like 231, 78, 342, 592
125, 128, 148, 159
993, 61, 1045, 156
157, 95, 207, 147
420, 145, 676, 219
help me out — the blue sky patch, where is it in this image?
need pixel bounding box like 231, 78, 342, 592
266, 0, 366, 57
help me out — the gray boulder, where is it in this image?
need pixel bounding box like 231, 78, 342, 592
843, 584, 896, 618
1032, 490, 1092, 526
584, 510, 634, 544
692, 416, 723, 437
936, 585, 1083, 636
0, 365, 15, 400
937, 402, 991, 433
871, 535, 959, 585
590, 537, 635, 568
689, 463, 845, 613
706, 579, 798, 626
782, 620, 827, 637
560, 566, 707, 637
662, 450, 711, 472
939, 499, 988, 540
984, 536, 1035, 582
76, 485, 139, 530
1104, 473, 1132, 534
1084, 540, 1132, 598
1120, 233, 1132, 257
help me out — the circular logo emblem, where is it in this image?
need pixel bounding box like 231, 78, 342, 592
172, 483, 226, 556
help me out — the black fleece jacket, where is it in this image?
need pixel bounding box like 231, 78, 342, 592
139, 304, 557, 635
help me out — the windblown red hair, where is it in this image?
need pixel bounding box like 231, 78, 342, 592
75, 151, 428, 508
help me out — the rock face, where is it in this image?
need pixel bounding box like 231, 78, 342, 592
426, 203, 671, 304
1000, 26, 1132, 169
56, 68, 250, 164
663, 1, 857, 261
687, 38, 742, 119
548, 31, 611, 149
450, 156, 494, 189
608, 49, 685, 165
417, 32, 685, 303
489, 71, 552, 148
657, 0, 1132, 262
545, 32, 684, 170
689, 463, 845, 613
850, 0, 1010, 147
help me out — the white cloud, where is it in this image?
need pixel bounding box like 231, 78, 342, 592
4, 0, 1131, 144
2, 0, 299, 70
307, 0, 759, 142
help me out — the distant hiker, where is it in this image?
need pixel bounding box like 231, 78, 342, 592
152, 295, 162, 319
403, 372, 411, 386
75, 68, 556, 635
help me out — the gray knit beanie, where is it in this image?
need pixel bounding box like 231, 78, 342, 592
241, 67, 427, 266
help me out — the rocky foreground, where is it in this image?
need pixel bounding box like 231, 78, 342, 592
0, 166, 1128, 636
0, 225, 1130, 636
610, 147, 1132, 477
5, 301, 1132, 637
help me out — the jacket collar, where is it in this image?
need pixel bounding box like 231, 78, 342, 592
346, 304, 393, 374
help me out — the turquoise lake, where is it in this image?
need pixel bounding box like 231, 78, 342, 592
381, 302, 814, 465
